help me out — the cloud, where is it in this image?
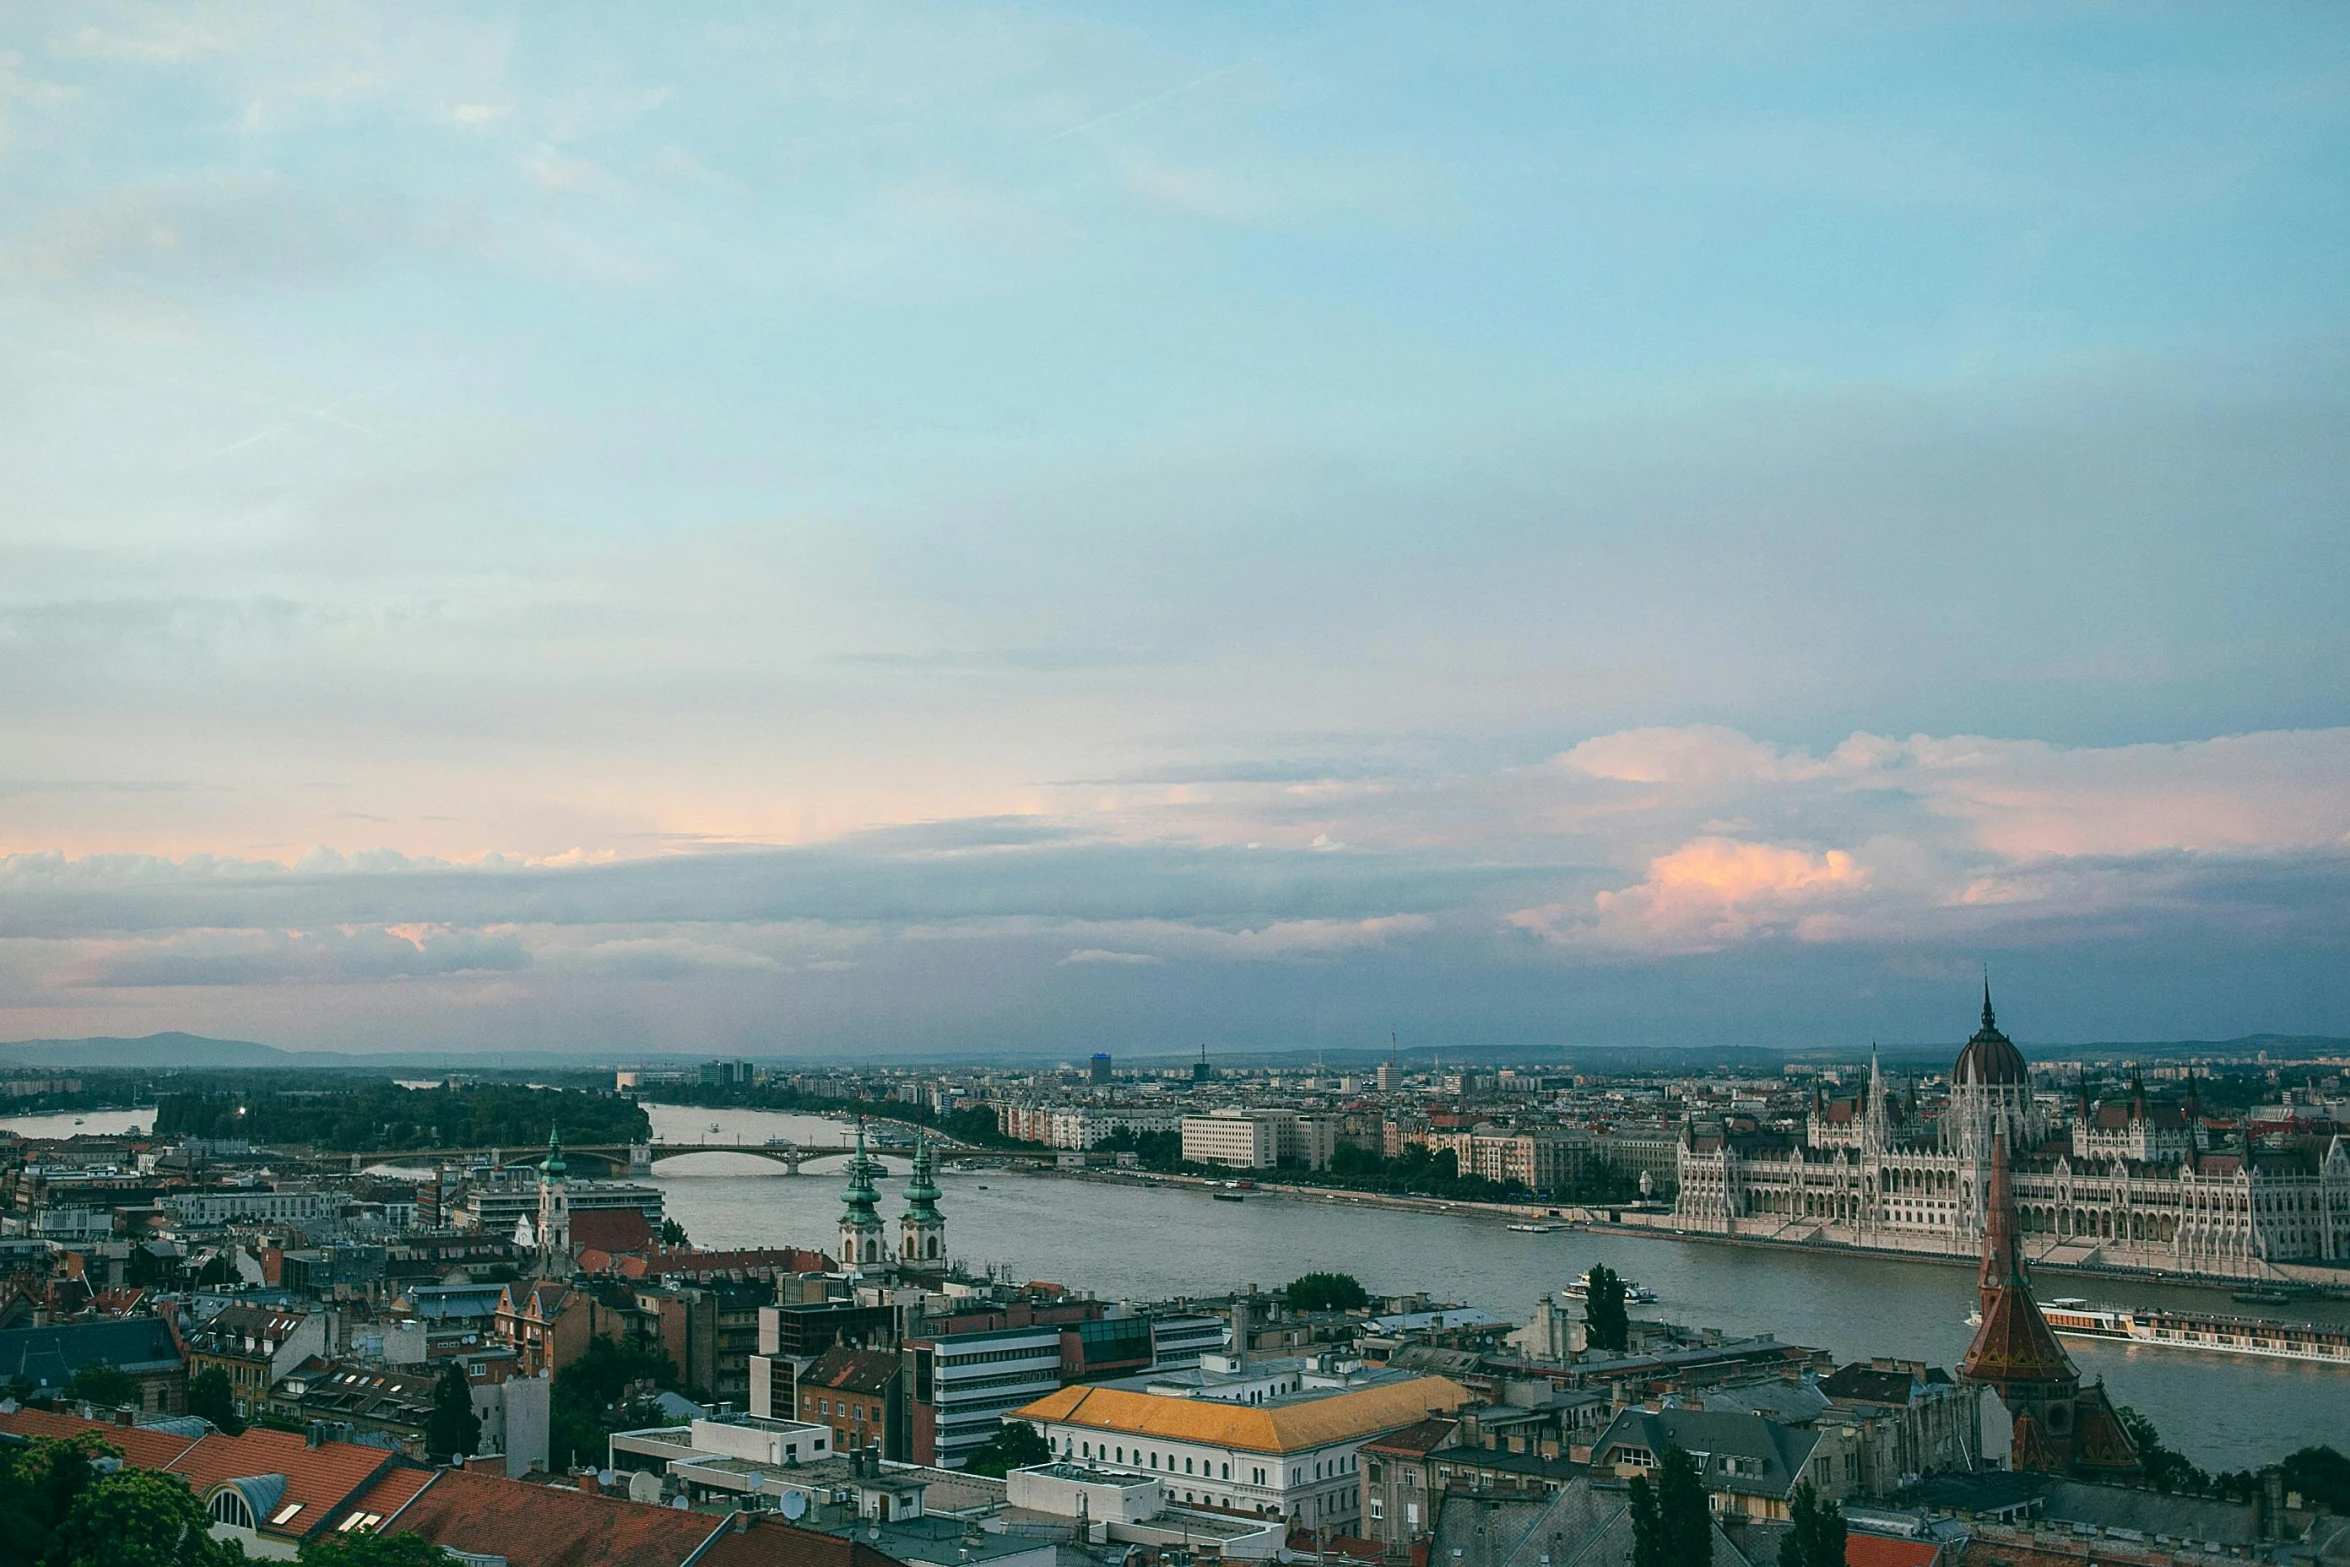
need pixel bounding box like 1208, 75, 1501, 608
543, 936, 777, 980
1514, 838, 1866, 954
65, 924, 529, 987
1059, 948, 1162, 965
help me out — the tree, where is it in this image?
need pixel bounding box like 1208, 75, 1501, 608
298, 1526, 453, 1567
1284, 1273, 1370, 1313
425, 1362, 481, 1463
550, 1336, 679, 1470
44, 1469, 243, 1567
1657, 1445, 1712, 1566
1627, 1471, 1666, 1567
0, 1432, 113, 1557
2116, 1406, 2209, 1496
64, 1363, 142, 1409
659, 1217, 690, 1248
1584, 1265, 1630, 1354
1779, 1479, 1846, 1567
964, 1420, 1052, 1479
187, 1367, 244, 1435
2282, 1446, 2350, 1514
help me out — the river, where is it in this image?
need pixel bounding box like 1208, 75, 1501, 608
7, 1103, 2342, 1467
634, 1106, 2348, 1472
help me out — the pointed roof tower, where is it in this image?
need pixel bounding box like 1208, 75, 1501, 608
541, 1126, 567, 1182
903, 1130, 942, 1221
840, 1119, 881, 1224
1959, 1134, 2077, 1393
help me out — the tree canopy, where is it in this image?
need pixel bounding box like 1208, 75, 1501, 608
425, 1362, 481, 1463
1284, 1273, 1370, 1313
551, 1335, 680, 1471
187, 1368, 244, 1436
1779, 1479, 1846, 1567
297, 1526, 454, 1567
964, 1421, 1052, 1479
1582, 1264, 1630, 1354
155, 1081, 646, 1153
63, 1363, 142, 1410
1628, 1445, 1709, 1567
41, 1466, 241, 1567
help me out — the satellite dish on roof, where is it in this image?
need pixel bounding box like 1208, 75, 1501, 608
628, 1472, 662, 1504
672, 1496, 690, 1510
780, 1493, 808, 1521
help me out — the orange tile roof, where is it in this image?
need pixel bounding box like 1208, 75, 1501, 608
695, 1516, 902, 1567
0, 1407, 204, 1470
1846, 1535, 1943, 1567
386, 1467, 727, 1567
1014, 1376, 1469, 1455
0, 1408, 411, 1543
170, 1426, 405, 1539
348, 1465, 441, 1524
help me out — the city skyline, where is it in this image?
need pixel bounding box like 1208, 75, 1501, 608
4, 4, 2348, 1054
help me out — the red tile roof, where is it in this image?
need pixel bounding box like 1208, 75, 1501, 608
0, 1406, 204, 1470
349, 1465, 441, 1524
170, 1425, 404, 1539
386, 1467, 727, 1567
695, 1516, 901, 1567
0, 1407, 411, 1543
1847, 1535, 1943, 1567
570, 1208, 656, 1255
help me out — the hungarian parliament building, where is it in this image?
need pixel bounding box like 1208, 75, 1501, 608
1672, 991, 2350, 1281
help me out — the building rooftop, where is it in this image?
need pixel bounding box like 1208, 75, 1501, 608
387, 1467, 729, 1567
1015, 1376, 1468, 1455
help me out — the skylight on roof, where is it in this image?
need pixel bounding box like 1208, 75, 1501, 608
272, 1503, 306, 1525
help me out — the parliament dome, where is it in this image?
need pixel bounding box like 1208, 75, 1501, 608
1954, 984, 2029, 1087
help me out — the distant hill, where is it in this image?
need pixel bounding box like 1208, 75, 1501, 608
0, 1032, 307, 1070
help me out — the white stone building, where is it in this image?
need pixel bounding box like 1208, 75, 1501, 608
1672, 990, 2350, 1281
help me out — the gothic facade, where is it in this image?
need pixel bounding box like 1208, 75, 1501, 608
1673, 991, 2350, 1281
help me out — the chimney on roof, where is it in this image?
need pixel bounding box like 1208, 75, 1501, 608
114, 1407, 134, 1427
306, 1421, 325, 1447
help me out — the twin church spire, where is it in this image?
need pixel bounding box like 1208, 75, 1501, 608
837, 1119, 947, 1271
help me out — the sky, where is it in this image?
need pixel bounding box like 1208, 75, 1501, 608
2, 2, 2348, 1060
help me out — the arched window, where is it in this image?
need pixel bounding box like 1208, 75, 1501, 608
927, 1236, 940, 1258
209, 1490, 255, 1530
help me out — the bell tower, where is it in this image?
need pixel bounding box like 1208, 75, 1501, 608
900, 1131, 946, 1264
837, 1120, 885, 1270
535, 1127, 571, 1277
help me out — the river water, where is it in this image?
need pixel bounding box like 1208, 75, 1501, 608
633, 1107, 2349, 1471
9, 1104, 2342, 1467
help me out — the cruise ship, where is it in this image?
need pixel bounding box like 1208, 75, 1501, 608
2035, 1298, 2350, 1367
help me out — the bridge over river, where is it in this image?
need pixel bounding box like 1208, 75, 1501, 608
316, 1133, 1051, 1177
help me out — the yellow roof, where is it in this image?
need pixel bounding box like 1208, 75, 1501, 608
1012, 1376, 1469, 1455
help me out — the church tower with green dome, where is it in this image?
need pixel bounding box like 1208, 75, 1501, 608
837, 1120, 885, 1269
900, 1131, 945, 1264
534, 1126, 571, 1276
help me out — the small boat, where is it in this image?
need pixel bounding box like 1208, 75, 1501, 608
1564, 1270, 1657, 1304
1212, 1192, 1245, 1203
1507, 1223, 1558, 1234
2232, 1286, 2304, 1306
1965, 1308, 1983, 1328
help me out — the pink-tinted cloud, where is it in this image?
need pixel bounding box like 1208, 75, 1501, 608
1513, 836, 1866, 953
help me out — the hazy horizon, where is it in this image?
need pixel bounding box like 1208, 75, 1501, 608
4, 4, 2347, 1057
